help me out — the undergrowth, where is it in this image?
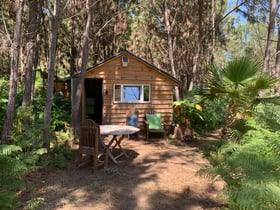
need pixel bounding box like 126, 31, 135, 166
0, 86, 74, 209
199, 105, 280, 209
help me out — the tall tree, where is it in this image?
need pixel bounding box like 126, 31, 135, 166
263, 0, 278, 72
128, 0, 226, 95
163, 0, 180, 100
71, 0, 94, 134
22, 0, 38, 110
274, 21, 280, 95
1, 0, 24, 144
43, 0, 61, 149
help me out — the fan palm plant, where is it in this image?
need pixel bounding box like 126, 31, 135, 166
206, 57, 279, 127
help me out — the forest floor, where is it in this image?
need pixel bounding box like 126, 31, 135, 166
22, 132, 227, 210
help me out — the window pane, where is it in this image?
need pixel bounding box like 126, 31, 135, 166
114, 85, 121, 101
144, 85, 150, 101
123, 86, 141, 101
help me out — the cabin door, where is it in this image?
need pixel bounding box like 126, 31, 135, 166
84, 79, 103, 124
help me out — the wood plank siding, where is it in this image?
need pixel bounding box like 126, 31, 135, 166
79, 51, 179, 130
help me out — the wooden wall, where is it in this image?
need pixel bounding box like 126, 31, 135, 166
84, 52, 178, 129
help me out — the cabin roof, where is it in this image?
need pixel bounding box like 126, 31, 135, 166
66, 50, 180, 84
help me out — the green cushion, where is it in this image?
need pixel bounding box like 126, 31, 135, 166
146, 113, 162, 129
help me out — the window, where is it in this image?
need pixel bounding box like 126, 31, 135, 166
114, 84, 150, 103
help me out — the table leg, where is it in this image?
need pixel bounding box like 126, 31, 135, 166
101, 136, 118, 164
108, 150, 118, 164
112, 135, 129, 158
106, 135, 129, 162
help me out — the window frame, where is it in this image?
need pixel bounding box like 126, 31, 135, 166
113, 84, 151, 103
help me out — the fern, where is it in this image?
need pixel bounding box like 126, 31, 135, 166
200, 114, 280, 209
0, 192, 17, 210
0, 145, 28, 209
225, 181, 280, 210
0, 144, 22, 156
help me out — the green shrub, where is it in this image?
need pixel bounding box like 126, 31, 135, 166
32, 91, 71, 132
199, 97, 227, 131
173, 91, 205, 132
173, 90, 227, 134
51, 144, 77, 161
51, 93, 71, 132
0, 78, 9, 134
23, 197, 46, 210
0, 145, 28, 209
200, 114, 280, 209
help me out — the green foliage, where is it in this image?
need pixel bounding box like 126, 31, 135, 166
0, 78, 9, 134
172, 90, 205, 131
0, 145, 28, 209
23, 197, 46, 210
173, 90, 227, 133
31, 91, 71, 132
200, 57, 280, 209
10, 93, 73, 171
47, 144, 76, 169
200, 111, 280, 209
199, 97, 227, 131
0, 91, 72, 209
51, 93, 71, 131
11, 106, 48, 170
206, 57, 279, 127
51, 128, 76, 169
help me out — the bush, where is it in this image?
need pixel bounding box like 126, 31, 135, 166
0, 145, 28, 209
200, 107, 280, 209
173, 90, 227, 134
0, 78, 9, 135
199, 98, 227, 131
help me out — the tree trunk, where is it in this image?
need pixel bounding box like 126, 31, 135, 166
210, 0, 215, 63
1, 0, 24, 144
274, 22, 280, 95
263, 0, 277, 72
31, 35, 40, 101
163, 0, 180, 100
189, 0, 203, 91
22, 0, 38, 110
71, 0, 94, 134
69, 0, 78, 75
43, 0, 61, 149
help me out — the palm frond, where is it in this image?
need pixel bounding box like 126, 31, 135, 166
206, 63, 224, 82
224, 57, 260, 85
255, 74, 278, 90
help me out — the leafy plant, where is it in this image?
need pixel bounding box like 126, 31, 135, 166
23, 197, 46, 210
173, 90, 227, 133
0, 145, 28, 209
47, 144, 76, 169
172, 91, 205, 131
206, 57, 279, 128
0, 78, 9, 134
199, 97, 228, 131
199, 58, 280, 209
51, 93, 71, 132
200, 109, 280, 209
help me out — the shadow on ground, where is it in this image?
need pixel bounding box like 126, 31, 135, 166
21, 133, 227, 210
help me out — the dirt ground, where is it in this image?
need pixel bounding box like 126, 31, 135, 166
24, 133, 226, 210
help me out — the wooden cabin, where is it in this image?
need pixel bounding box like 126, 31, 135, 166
70, 50, 180, 133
